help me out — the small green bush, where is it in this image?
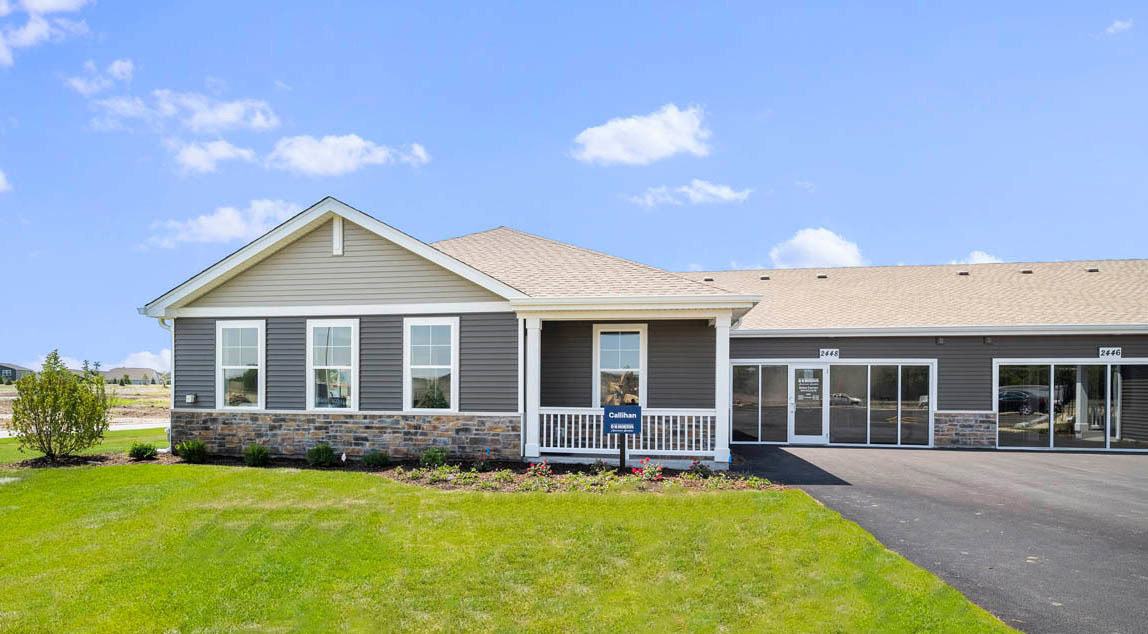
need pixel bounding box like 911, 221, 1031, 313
362, 450, 389, 469
128, 442, 157, 461
306, 442, 338, 467
175, 439, 207, 464
492, 469, 516, 483
419, 447, 448, 468
243, 443, 270, 467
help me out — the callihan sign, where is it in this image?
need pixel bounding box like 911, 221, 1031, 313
604, 405, 642, 435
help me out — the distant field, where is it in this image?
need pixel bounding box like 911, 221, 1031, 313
1, 383, 170, 423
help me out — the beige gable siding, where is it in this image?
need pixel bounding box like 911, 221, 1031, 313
186, 219, 504, 307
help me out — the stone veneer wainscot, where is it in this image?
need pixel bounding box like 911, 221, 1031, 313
170, 410, 522, 460
933, 412, 997, 448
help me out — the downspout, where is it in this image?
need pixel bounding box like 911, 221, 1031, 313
155, 317, 173, 451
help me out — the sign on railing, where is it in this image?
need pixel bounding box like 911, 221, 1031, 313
604, 405, 641, 434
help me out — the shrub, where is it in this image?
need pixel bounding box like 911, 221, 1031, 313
362, 450, 390, 469
419, 447, 448, 468
687, 460, 714, 477
632, 457, 664, 482
590, 458, 614, 474
128, 442, 157, 461
492, 469, 516, 483
472, 448, 494, 472
243, 443, 270, 467
525, 459, 552, 478
176, 439, 208, 464
9, 351, 112, 462
306, 442, 338, 467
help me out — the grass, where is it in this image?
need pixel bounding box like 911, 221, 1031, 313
0, 465, 1012, 633
0, 427, 168, 465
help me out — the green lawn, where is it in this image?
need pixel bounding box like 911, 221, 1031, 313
0, 427, 168, 465
0, 465, 1011, 633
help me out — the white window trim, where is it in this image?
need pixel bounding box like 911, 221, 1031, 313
306, 318, 360, 411
215, 319, 266, 411
592, 323, 648, 407
403, 316, 460, 413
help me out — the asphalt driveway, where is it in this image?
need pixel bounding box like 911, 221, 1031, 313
734, 446, 1148, 634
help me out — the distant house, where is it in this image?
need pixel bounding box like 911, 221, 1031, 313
0, 363, 34, 382
102, 367, 162, 384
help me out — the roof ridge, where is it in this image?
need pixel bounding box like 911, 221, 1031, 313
683, 257, 1148, 275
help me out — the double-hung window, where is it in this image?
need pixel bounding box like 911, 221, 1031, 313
307, 319, 358, 410
403, 316, 459, 411
593, 324, 647, 406
216, 320, 265, 409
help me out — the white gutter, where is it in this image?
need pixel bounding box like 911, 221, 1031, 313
510, 294, 761, 311
731, 323, 1148, 337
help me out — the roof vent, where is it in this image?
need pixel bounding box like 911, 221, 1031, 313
759, 275, 770, 281
816, 273, 828, 279
1086, 267, 1100, 273
957, 270, 970, 276
1020, 268, 1033, 274
702, 276, 714, 282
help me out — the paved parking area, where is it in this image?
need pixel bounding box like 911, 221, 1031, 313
735, 446, 1148, 634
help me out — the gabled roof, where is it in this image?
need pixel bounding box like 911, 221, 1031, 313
433, 227, 735, 298
683, 259, 1148, 333
140, 197, 528, 317
102, 367, 161, 379
0, 362, 32, 371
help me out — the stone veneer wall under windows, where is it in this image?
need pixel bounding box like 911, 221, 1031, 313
933, 412, 996, 448
170, 410, 522, 460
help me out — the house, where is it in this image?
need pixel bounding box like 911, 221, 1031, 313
102, 367, 163, 384
140, 197, 1148, 465
0, 363, 34, 382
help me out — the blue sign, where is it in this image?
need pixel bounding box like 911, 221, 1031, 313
604, 405, 642, 435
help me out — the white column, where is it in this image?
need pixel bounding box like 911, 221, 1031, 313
524, 317, 542, 458
713, 313, 731, 463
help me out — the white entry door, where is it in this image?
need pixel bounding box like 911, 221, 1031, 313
789, 364, 829, 444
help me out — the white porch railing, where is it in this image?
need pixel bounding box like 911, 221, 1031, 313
539, 407, 717, 456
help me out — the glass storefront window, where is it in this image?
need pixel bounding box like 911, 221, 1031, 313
1110, 365, 1148, 450
869, 365, 899, 444
1052, 365, 1107, 448
732, 366, 759, 441
761, 365, 788, 442
998, 365, 1051, 448
900, 366, 930, 446
829, 365, 868, 443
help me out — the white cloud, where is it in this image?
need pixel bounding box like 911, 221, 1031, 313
769, 228, 866, 268
146, 199, 301, 248
629, 179, 750, 208
118, 348, 171, 373
267, 134, 429, 176
168, 139, 255, 174
0, 8, 87, 67
273, 79, 292, 91
676, 179, 751, 204
20, 0, 89, 12
794, 180, 815, 192
572, 104, 710, 165
0, 168, 10, 192
951, 250, 1003, 264
93, 89, 279, 133
629, 186, 681, 208
65, 58, 133, 96
1106, 19, 1133, 35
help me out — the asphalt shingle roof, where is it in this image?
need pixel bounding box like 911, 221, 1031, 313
681, 260, 1148, 330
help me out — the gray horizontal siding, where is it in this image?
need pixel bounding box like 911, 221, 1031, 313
173, 317, 215, 409
174, 312, 515, 413
460, 313, 519, 412
360, 315, 403, 410
541, 320, 715, 409
266, 318, 305, 410
731, 335, 1148, 411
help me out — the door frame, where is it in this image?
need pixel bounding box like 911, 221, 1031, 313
789, 363, 829, 444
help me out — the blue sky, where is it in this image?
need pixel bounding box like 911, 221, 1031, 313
0, 2, 1144, 372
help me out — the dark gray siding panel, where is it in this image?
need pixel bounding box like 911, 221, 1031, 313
266, 317, 305, 410
731, 335, 1148, 411
174, 317, 215, 409
541, 321, 593, 407
541, 320, 716, 409
649, 320, 715, 409
460, 313, 519, 412
360, 315, 403, 411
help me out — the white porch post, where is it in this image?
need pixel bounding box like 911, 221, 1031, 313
524, 317, 542, 458
714, 314, 731, 464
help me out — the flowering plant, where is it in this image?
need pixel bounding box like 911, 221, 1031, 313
687, 460, 713, 476
525, 459, 552, 478
632, 457, 663, 482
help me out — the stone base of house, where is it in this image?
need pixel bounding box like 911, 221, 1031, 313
933, 412, 997, 448
170, 410, 522, 461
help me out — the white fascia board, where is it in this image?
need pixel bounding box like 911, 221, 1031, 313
141, 197, 526, 318
730, 323, 1148, 337
510, 294, 760, 312
516, 308, 735, 321
168, 301, 513, 318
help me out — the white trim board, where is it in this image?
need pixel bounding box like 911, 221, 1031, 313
168, 301, 513, 318
171, 408, 521, 417
731, 324, 1148, 337
140, 197, 527, 317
